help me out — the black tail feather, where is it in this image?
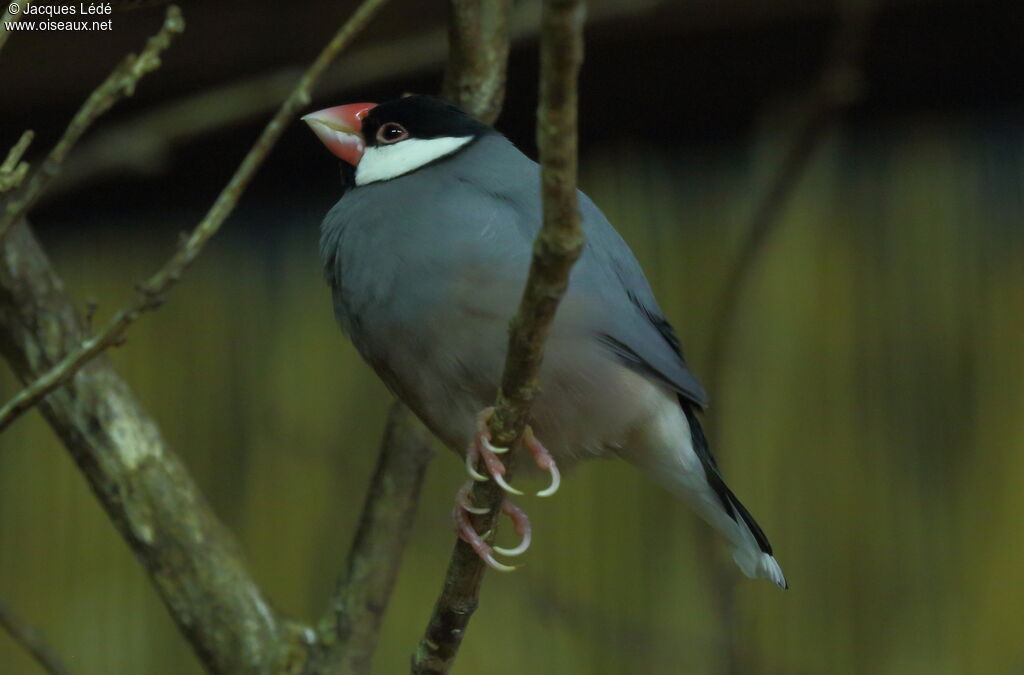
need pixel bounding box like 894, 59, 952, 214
680, 399, 774, 556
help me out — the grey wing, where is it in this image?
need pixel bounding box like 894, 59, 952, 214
577, 193, 710, 409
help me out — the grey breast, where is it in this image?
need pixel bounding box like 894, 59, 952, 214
320, 132, 706, 453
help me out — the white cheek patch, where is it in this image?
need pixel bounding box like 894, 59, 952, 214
355, 136, 474, 185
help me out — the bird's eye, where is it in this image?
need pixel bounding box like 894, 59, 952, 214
376, 123, 408, 144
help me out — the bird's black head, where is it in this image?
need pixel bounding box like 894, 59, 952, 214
361, 95, 491, 147
303, 95, 492, 186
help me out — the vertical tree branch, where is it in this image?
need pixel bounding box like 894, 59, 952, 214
0, 598, 72, 675
442, 0, 512, 125
309, 402, 435, 675
412, 1, 587, 673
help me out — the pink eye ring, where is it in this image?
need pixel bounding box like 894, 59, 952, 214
376, 122, 408, 144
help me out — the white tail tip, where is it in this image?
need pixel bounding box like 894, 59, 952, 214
759, 554, 788, 589
733, 549, 788, 589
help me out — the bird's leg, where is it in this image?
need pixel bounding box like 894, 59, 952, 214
454, 481, 532, 572
464, 407, 560, 497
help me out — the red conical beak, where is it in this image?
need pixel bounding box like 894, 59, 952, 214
302, 102, 377, 166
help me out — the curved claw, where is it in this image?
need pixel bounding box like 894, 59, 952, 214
524, 426, 560, 497
456, 482, 490, 515
454, 498, 523, 572
493, 497, 532, 557
476, 408, 507, 454
483, 437, 509, 455
492, 544, 525, 557
493, 471, 524, 495
465, 452, 489, 482
536, 461, 561, 498
484, 553, 519, 572
492, 545, 528, 558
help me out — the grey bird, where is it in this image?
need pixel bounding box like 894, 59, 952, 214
303, 95, 787, 589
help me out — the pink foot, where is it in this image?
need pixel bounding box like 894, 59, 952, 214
465, 408, 560, 497
454, 481, 532, 572
523, 426, 560, 497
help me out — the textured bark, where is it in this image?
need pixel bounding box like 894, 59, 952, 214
442, 0, 512, 125
0, 1, 395, 672
309, 402, 434, 675
0, 233, 436, 673
412, 1, 587, 672
0, 222, 296, 674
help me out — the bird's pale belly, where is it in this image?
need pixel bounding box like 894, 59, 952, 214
374, 311, 666, 471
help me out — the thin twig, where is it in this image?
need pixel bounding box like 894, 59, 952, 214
0, 0, 392, 435
307, 402, 434, 675
442, 0, 512, 125
0, 130, 34, 194
52, 20, 447, 195
53, 31, 444, 195
48, 0, 668, 197
0, 6, 185, 243
412, 1, 587, 672
0, 132, 33, 174
0, 0, 32, 53
0, 598, 72, 675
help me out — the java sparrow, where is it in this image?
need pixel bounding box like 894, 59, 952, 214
304, 95, 787, 588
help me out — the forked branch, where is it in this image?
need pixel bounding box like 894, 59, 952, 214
0, 0, 391, 435
0, 0, 395, 672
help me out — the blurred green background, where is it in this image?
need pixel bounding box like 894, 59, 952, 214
1, 1, 1022, 673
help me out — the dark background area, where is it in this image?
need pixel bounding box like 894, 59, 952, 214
4, 0, 1021, 226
